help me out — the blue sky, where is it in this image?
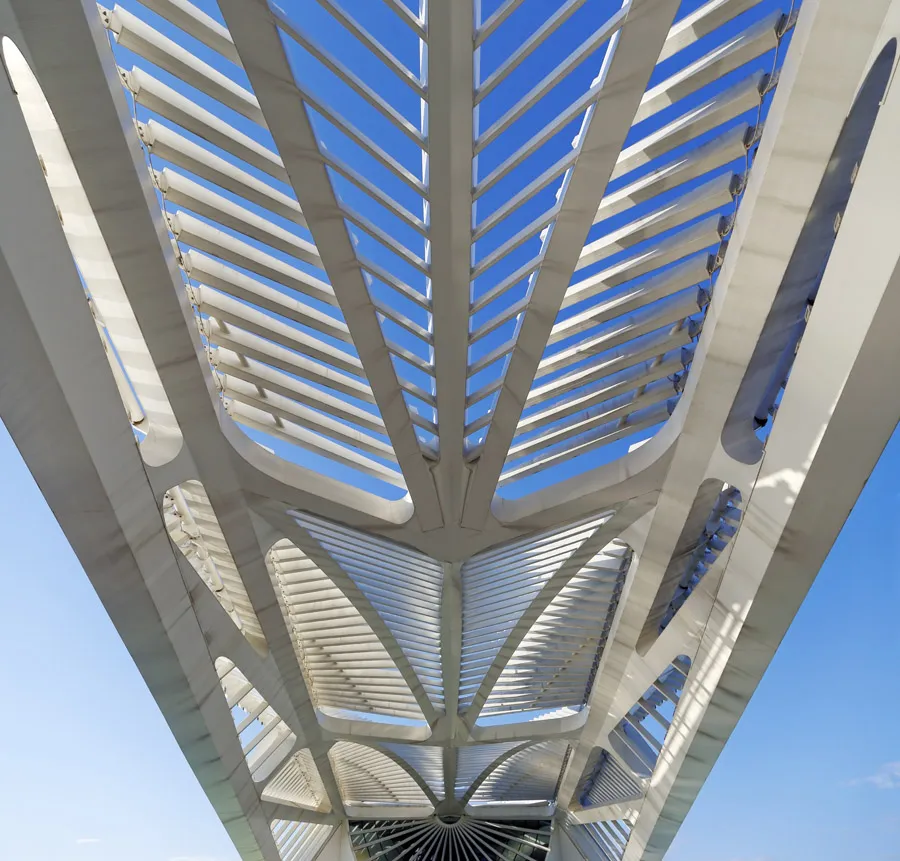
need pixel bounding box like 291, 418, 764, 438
1, 418, 898, 860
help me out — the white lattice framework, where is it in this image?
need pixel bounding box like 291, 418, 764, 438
0, 0, 899, 859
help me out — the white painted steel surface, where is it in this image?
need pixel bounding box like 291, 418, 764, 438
0, 0, 898, 858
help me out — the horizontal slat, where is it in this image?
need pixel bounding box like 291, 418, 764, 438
135, 0, 239, 62
475, 8, 626, 152
230, 401, 405, 486
538, 290, 703, 380
140, 120, 303, 225
660, 0, 765, 62
195, 285, 361, 375
634, 12, 780, 125
103, 5, 263, 124
525, 326, 694, 409
222, 377, 394, 459
476, 0, 590, 98
596, 123, 749, 223
578, 172, 736, 270
124, 67, 288, 181
509, 378, 676, 461
499, 401, 672, 485
184, 251, 347, 341
550, 253, 710, 346
275, 8, 425, 144
564, 214, 724, 310
312, 0, 424, 93
519, 349, 691, 434
212, 348, 384, 432
158, 169, 320, 266
513, 350, 686, 437
172, 211, 334, 305
202, 318, 374, 402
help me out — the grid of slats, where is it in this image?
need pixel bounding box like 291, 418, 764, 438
460, 514, 613, 709
293, 513, 444, 708
610, 655, 691, 777
271, 819, 334, 861
472, 0, 798, 495
469, 740, 570, 805
267, 538, 425, 721
329, 741, 432, 808
215, 657, 296, 784
101, 0, 801, 506
163, 481, 265, 651
263, 749, 329, 812
479, 540, 630, 718
578, 749, 643, 808
102, 0, 422, 495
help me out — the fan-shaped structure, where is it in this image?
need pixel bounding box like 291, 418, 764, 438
350, 817, 553, 861
1, 0, 897, 858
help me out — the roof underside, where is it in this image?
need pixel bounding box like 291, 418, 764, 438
0, 0, 894, 858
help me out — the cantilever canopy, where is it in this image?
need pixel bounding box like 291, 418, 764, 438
0, 0, 898, 858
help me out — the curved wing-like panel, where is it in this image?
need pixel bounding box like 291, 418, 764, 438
329, 741, 432, 808
479, 540, 631, 720
268, 539, 425, 722
293, 513, 444, 708
381, 743, 445, 800
460, 514, 614, 709
455, 742, 529, 799
469, 740, 570, 806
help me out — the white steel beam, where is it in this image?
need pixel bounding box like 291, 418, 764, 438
427, 0, 475, 526
0, 45, 279, 856
628, 13, 900, 855
5, 0, 351, 817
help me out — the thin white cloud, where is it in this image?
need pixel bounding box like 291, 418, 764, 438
168, 856, 230, 861
75, 838, 102, 845
852, 762, 900, 789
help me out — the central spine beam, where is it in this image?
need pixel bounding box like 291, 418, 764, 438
426, 0, 476, 525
